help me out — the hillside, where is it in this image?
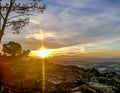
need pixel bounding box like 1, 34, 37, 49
0, 56, 120, 93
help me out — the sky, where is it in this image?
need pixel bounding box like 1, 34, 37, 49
2, 0, 120, 57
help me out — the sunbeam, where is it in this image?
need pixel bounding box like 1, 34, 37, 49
41, 30, 45, 93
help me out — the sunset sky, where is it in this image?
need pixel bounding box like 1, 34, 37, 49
2, 0, 120, 57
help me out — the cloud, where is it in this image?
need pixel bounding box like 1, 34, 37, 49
2, 0, 120, 54
25, 30, 56, 40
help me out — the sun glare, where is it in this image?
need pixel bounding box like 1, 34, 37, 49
30, 48, 52, 58
37, 48, 52, 57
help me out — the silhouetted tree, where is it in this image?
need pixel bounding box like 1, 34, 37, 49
22, 49, 31, 56
2, 41, 22, 56
0, 0, 46, 43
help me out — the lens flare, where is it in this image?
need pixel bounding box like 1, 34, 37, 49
30, 48, 52, 58
37, 48, 52, 57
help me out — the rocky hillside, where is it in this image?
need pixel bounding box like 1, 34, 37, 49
0, 57, 120, 93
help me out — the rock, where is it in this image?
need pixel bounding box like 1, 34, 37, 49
88, 82, 115, 93
71, 87, 82, 93
79, 84, 97, 93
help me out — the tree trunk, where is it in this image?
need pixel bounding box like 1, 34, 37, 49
0, 0, 14, 43
0, 30, 3, 43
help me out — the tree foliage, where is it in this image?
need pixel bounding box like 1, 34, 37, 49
0, 0, 46, 42
22, 49, 31, 56
2, 41, 22, 56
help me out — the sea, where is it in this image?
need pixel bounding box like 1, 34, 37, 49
50, 57, 120, 74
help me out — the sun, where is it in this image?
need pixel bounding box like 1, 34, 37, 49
31, 48, 52, 58
37, 48, 52, 57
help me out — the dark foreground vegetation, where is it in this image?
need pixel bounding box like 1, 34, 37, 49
0, 55, 120, 93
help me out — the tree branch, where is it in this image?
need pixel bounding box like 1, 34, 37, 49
7, 14, 26, 21
6, 22, 12, 27
1, 0, 14, 33
11, 0, 15, 4
0, 12, 5, 20
0, 0, 46, 43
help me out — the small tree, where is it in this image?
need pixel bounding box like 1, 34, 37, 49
0, 0, 46, 43
2, 41, 22, 56
22, 49, 31, 56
